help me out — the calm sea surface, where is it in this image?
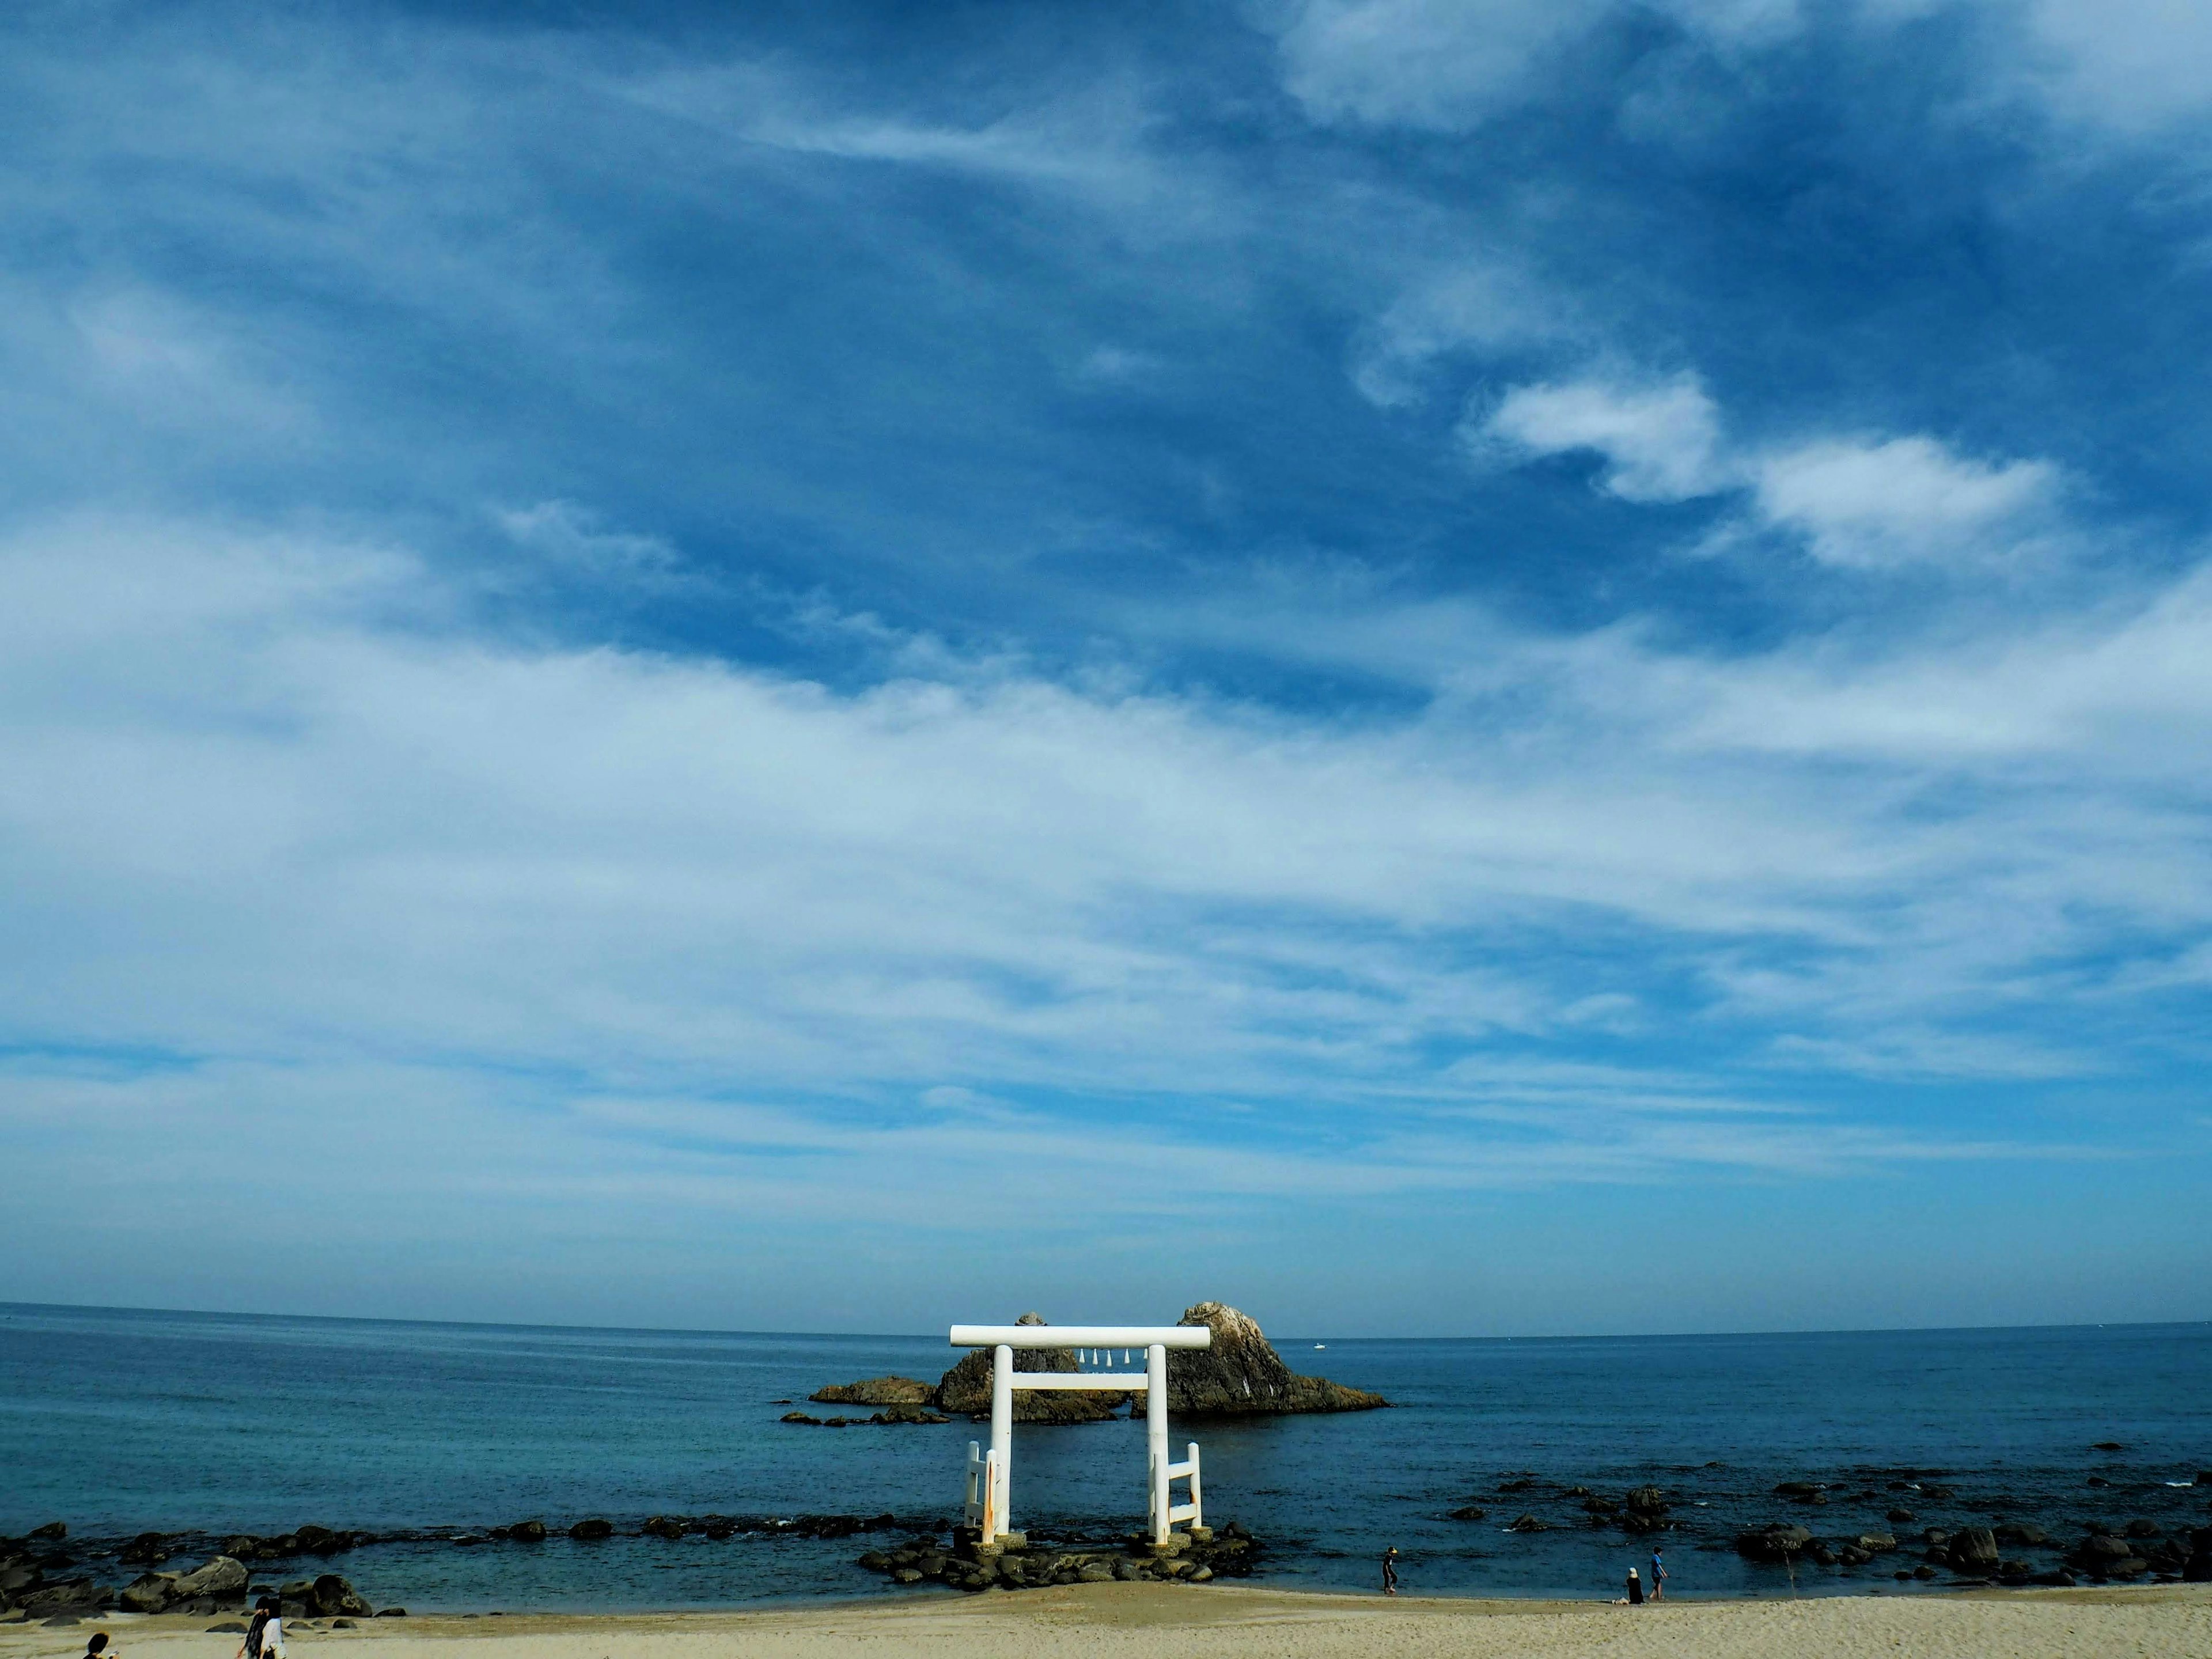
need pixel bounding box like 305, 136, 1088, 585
4, 1304, 2209, 1609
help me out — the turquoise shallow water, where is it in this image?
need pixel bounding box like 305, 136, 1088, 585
3, 1304, 2209, 1608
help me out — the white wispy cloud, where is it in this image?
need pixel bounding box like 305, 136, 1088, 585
1471, 370, 2067, 570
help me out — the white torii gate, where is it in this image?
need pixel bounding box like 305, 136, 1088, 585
949, 1322, 1213, 1547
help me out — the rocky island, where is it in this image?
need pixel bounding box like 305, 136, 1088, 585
805, 1301, 1387, 1423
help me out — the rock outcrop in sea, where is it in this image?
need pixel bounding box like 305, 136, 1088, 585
1165, 1302, 1388, 1415
809, 1377, 936, 1406
937, 1313, 1130, 1423
806, 1302, 1387, 1422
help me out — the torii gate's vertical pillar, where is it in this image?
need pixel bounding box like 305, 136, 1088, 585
990, 1343, 1013, 1535
1145, 1341, 1169, 1544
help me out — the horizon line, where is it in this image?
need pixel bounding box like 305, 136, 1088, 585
4, 1298, 2206, 1349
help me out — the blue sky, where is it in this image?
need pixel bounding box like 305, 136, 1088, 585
3, 0, 2210, 1336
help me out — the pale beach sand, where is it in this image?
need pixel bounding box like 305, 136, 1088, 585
8, 1583, 2209, 1659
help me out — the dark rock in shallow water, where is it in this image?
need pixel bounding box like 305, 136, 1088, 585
505, 1521, 547, 1543
1994, 1523, 2046, 1546
568, 1520, 613, 1541
1887, 1509, 1916, 1524
811, 1377, 936, 1406
938, 1315, 1127, 1424
2124, 1519, 2161, 1539
1448, 1507, 1487, 1522
868, 1404, 952, 1425
642, 1517, 685, 1540
118, 1533, 172, 1567
1507, 1515, 1551, 1533
1736, 1524, 1812, 1562
27, 1526, 65, 1544
1946, 1529, 2000, 1573
1166, 1303, 1388, 1415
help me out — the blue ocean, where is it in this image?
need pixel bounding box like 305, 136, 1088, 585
3, 1304, 2207, 1609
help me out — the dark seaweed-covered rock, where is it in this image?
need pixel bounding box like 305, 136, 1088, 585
811, 1377, 936, 1406
938, 1315, 1127, 1424
1448, 1506, 1487, 1521
568, 1519, 613, 1541
1166, 1304, 1387, 1415
1507, 1515, 1551, 1532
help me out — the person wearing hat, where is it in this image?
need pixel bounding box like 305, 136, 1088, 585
1381, 1545, 1399, 1595
1625, 1566, 1644, 1604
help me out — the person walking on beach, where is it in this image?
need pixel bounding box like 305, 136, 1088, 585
1381, 1546, 1399, 1595
240, 1596, 282, 1659
1649, 1547, 1667, 1601
1625, 1566, 1643, 1604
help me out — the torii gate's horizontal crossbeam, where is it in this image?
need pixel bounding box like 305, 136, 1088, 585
1001, 1373, 1152, 1391
948, 1324, 1213, 1349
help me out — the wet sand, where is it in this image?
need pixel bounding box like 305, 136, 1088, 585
7, 1582, 2210, 1659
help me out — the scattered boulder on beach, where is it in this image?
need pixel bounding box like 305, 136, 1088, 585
19, 1580, 110, 1616
168, 1556, 249, 1608
1166, 1304, 1388, 1415
310, 1575, 373, 1617
810, 1377, 936, 1406
119, 1574, 181, 1614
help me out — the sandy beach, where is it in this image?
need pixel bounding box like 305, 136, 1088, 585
9, 1584, 2209, 1659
